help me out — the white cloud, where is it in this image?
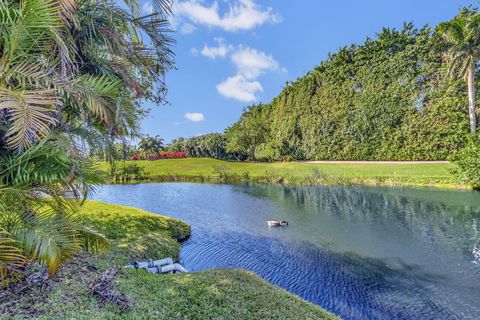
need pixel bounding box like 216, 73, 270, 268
185, 112, 205, 122
215, 46, 280, 102
180, 23, 197, 34
231, 47, 279, 79
142, 2, 153, 14
173, 122, 181, 126
174, 0, 280, 32
196, 38, 283, 102
190, 48, 199, 56
217, 75, 262, 102
201, 38, 231, 59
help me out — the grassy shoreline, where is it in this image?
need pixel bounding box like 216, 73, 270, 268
2, 201, 336, 319
104, 158, 465, 189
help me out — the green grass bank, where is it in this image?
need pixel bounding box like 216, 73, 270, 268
2, 201, 336, 319
105, 158, 462, 189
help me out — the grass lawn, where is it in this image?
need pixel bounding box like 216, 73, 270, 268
103, 158, 461, 189
3, 201, 336, 320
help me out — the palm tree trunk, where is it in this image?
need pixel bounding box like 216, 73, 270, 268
467, 64, 477, 134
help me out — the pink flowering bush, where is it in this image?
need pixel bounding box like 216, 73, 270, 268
131, 153, 144, 160
131, 152, 188, 161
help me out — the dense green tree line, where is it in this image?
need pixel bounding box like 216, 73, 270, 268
225, 19, 476, 161
114, 134, 236, 161
165, 133, 240, 160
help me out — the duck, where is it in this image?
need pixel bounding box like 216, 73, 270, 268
266, 220, 288, 227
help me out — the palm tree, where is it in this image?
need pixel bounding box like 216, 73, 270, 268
0, 0, 175, 283
437, 7, 480, 134
138, 135, 165, 153
0, 0, 174, 150
0, 133, 110, 282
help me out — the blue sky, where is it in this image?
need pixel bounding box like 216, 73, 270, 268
140, 0, 476, 142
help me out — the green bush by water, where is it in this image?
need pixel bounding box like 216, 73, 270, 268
451, 135, 480, 189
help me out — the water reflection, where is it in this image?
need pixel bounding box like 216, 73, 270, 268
92, 183, 480, 320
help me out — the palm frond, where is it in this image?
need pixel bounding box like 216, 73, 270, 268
0, 137, 69, 186
68, 74, 122, 123
68, 123, 117, 160
0, 87, 60, 151
0, 230, 26, 286
437, 8, 480, 80
77, 224, 110, 253
9, 207, 109, 276
12, 209, 78, 275
0, 0, 62, 66
1, 59, 54, 87
59, 0, 78, 23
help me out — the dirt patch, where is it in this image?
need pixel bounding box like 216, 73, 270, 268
0, 263, 52, 318
89, 267, 133, 311
0, 253, 101, 319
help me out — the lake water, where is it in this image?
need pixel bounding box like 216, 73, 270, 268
91, 183, 480, 320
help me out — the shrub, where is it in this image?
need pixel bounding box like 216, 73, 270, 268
213, 165, 231, 179
450, 136, 480, 189
114, 164, 148, 182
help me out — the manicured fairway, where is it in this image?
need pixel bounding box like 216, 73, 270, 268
103, 158, 460, 188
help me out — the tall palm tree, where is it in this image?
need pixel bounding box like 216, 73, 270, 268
437, 7, 480, 134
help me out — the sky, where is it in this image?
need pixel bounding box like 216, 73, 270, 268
140, 0, 477, 143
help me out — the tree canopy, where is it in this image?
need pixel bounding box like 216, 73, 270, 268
437, 7, 480, 134
226, 20, 474, 161
138, 135, 165, 153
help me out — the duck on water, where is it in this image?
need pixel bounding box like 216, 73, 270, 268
266, 220, 288, 227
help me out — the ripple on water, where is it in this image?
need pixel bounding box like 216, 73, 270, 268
92, 183, 480, 320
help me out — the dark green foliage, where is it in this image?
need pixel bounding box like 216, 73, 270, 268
112, 163, 148, 182
225, 105, 269, 160
186, 133, 229, 159
450, 135, 480, 189
138, 135, 165, 153
114, 141, 138, 161
165, 137, 187, 152
436, 7, 480, 134
226, 23, 471, 161
212, 164, 232, 180
167, 133, 239, 160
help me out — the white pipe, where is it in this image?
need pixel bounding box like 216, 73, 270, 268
133, 258, 174, 269
134, 260, 152, 269
160, 263, 188, 273
152, 258, 174, 267
146, 266, 159, 274
145, 263, 188, 274
125, 258, 187, 273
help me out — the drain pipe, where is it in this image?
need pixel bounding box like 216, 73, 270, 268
146, 263, 188, 274
132, 258, 174, 269
124, 258, 188, 274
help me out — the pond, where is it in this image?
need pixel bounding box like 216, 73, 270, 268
91, 183, 480, 320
